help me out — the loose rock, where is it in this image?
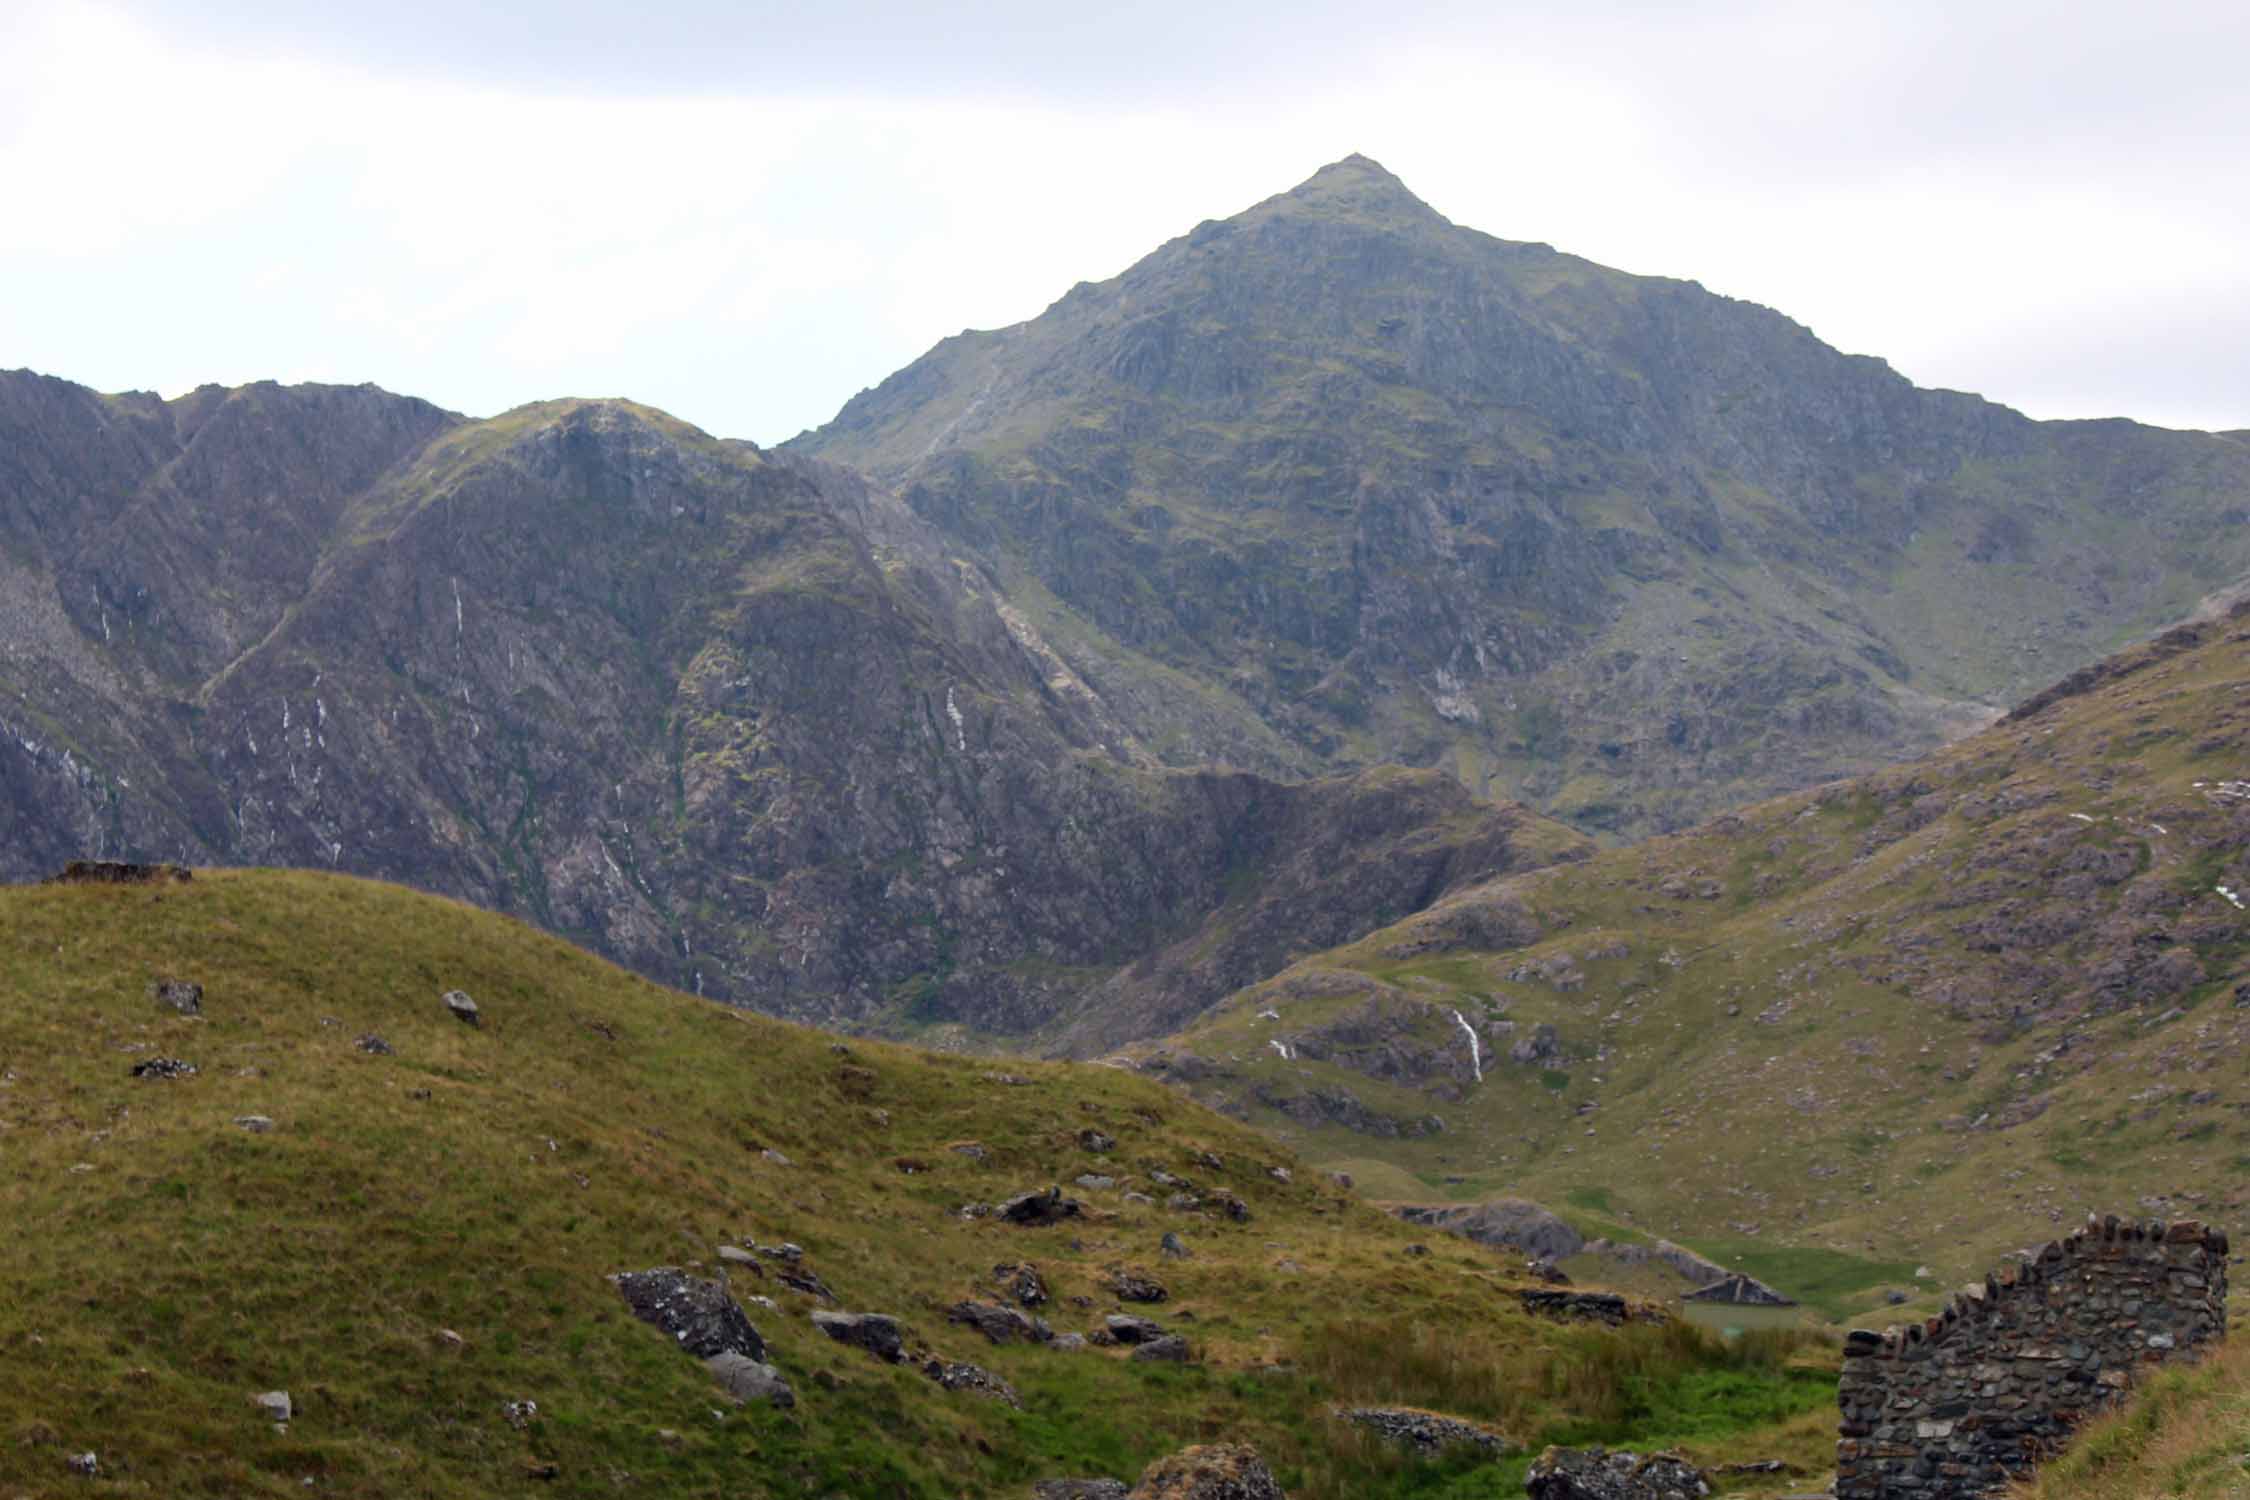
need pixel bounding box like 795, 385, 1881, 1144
130, 1057, 196, 1080
994, 1260, 1049, 1306
233, 1115, 274, 1133
1105, 1313, 1168, 1345
999, 1187, 1084, 1226
705, 1351, 795, 1408
251, 1390, 292, 1423
949, 1300, 1044, 1344
441, 989, 479, 1026
811, 1310, 904, 1363
1105, 1269, 1168, 1303
355, 1034, 394, 1055
1129, 1334, 1192, 1363
1035, 1481, 1129, 1500
150, 979, 202, 1015
1160, 1232, 1191, 1260
612, 1268, 767, 1360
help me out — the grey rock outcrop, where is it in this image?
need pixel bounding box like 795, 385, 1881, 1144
812, 1310, 905, 1363
1392, 1198, 1584, 1262
611, 1268, 766, 1360
706, 1351, 795, 1408
999, 1187, 1083, 1226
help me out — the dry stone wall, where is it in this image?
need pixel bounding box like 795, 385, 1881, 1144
1837, 1215, 2228, 1499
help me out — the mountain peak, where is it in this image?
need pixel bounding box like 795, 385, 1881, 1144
1268, 153, 1444, 227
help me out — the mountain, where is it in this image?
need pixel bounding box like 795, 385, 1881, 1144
796, 155, 2250, 837
0, 867, 1836, 1496
0, 371, 1582, 1043
1131, 600, 2250, 1304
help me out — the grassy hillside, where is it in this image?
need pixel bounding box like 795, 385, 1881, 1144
1140, 604, 2250, 1317
2011, 1335, 2250, 1500
0, 869, 1834, 1497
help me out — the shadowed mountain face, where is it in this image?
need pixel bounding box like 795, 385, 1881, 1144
797, 155, 2250, 836
0, 373, 1583, 1045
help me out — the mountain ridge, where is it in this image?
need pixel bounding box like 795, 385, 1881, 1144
797, 155, 2250, 837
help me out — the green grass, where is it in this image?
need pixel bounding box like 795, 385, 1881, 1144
0, 869, 1829, 1498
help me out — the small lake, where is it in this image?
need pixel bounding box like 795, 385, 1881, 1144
1680, 1302, 1806, 1335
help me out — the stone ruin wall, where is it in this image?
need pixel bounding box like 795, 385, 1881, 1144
1837, 1215, 2229, 1499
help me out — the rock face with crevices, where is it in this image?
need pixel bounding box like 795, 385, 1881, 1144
0, 372, 1569, 1058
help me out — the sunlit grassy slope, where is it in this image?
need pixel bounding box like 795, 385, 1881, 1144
0, 870, 1834, 1498
1147, 605, 2250, 1320
2010, 1334, 2250, 1500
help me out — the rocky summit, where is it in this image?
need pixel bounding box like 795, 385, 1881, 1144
800, 155, 2250, 837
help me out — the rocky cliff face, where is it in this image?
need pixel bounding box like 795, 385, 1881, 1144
0, 374, 1583, 1044
797, 156, 2250, 836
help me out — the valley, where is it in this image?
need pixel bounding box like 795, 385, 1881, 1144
3, 150, 2249, 1498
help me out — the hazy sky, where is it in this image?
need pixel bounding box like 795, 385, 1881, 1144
3, 0, 2244, 443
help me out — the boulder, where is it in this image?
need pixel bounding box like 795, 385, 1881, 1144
130, 1057, 196, 1080
949, 1299, 1043, 1344
705, 1351, 795, 1408
611, 1268, 767, 1360
442, 989, 480, 1025
251, 1390, 293, 1423
811, 1310, 905, 1362
1160, 1232, 1191, 1260
999, 1187, 1084, 1226
150, 979, 202, 1015
1127, 1443, 1283, 1499
233, 1115, 275, 1133
1105, 1269, 1168, 1303
1105, 1313, 1168, 1344
66, 1452, 98, 1478
1130, 1334, 1192, 1363
1523, 1447, 1710, 1500
994, 1260, 1049, 1306
355, 1034, 394, 1055
1079, 1129, 1117, 1153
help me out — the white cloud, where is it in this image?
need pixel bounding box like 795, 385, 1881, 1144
1, 0, 2244, 439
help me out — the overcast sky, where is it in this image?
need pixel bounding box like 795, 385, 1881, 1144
3, 0, 2244, 443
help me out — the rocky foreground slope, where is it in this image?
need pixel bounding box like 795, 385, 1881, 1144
1138, 601, 2250, 1307
0, 868, 1835, 1497
0, 373, 1583, 1043
800, 155, 2250, 836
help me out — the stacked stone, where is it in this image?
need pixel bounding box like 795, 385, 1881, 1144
1836, 1216, 2228, 1499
